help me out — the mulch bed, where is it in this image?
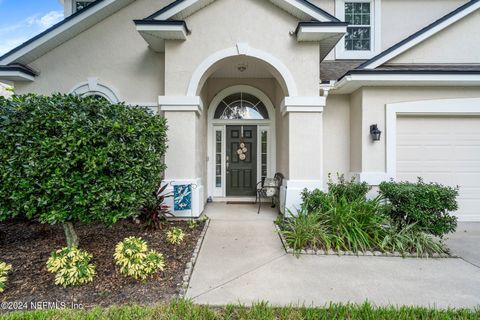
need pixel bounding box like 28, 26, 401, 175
0, 219, 204, 308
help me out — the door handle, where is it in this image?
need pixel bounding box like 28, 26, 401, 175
226, 155, 229, 172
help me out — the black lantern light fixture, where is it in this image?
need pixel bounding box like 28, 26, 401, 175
370, 124, 382, 141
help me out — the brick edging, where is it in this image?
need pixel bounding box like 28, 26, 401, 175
178, 218, 210, 297
274, 223, 455, 259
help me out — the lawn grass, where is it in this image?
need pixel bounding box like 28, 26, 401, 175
1, 299, 479, 320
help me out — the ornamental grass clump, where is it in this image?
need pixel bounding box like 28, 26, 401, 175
46, 247, 96, 287
0, 261, 12, 293
166, 227, 185, 245
114, 237, 165, 280
279, 175, 452, 255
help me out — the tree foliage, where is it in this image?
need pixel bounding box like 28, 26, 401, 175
0, 94, 168, 238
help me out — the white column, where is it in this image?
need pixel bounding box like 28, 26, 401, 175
158, 96, 205, 217
281, 96, 325, 215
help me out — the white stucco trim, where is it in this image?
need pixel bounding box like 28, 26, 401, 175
187, 43, 298, 97
386, 97, 480, 181
158, 96, 203, 113
0, 71, 35, 82
281, 96, 326, 114
361, 0, 480, 69
282, 179, 324, 215
69, 77, 120, 102
334, 0, 382, 59
207, 85, 276, 199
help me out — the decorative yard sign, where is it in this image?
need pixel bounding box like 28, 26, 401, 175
174, 185, 192, 211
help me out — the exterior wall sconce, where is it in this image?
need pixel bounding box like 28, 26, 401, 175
370, 124, 382, 141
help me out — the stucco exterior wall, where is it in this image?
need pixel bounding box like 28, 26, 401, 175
275, 81, 289, 179
380, 0, 467, 50
164, 111, 197, 180
15, 0, 168, 104
288, 112, 323, 181
164, 0, 320, 97
349, 89, 362, 173
361, 87, 480, 174
323, 94, 350, 187
389, 10, 480, 64
205, 78, 277, 107
311, 0, 467, 60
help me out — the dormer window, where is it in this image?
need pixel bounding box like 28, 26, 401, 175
335, 0, 381, 59
74, 0, 94, 13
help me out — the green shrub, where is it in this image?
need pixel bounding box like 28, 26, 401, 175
327, 173, 371, 201
379, 179, 458, 237
0, 94, 168, 246
0, 261, 12, 293
114, 236, 165, 280
166, 227, 185, 245
302, 174, 371, 213
46, 246, 96, 287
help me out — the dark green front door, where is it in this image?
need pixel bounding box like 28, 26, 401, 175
226, 125, 257, 196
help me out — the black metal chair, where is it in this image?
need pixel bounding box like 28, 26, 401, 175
255, 172, 284, 214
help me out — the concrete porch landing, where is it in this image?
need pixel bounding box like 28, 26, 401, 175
186, 203, 480, 308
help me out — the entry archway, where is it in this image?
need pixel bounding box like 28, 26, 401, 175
187, 43, 298, 97
207, 85, 276, 198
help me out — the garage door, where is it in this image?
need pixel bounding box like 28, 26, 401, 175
397, 116, 480, 221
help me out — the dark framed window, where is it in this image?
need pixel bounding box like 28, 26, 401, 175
345, 2, 371, 51
75, 0, 94, 12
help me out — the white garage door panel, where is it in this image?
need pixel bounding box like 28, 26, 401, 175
397, 116, 480, 221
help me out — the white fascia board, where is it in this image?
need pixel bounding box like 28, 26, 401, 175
155, 0, 214, 20
0, 0, 134, 65
158, 96, 203, 113
362, 1, 480, 69
0, 71, 35, 82
155, 0, 337, 22
269, 0, 335, 22
296, 25, 346, 42
332, 73, 480, 94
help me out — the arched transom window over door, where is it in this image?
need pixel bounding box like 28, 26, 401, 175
214, 92, 269, 120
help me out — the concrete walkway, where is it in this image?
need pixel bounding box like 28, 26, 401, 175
187, 203, 480, 308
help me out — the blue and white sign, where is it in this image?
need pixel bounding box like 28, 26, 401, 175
174, 184, 192, 211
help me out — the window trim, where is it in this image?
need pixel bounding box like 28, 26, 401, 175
335, 0, 381, 59
69, 78, 119, 103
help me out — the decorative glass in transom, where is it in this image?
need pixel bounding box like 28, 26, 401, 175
214, 93, 269, 120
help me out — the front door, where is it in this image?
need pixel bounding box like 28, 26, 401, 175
226, 125, 257, 196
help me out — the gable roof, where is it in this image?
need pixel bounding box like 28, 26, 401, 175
358, 0, 480, 70
0, 0, 339, 69
0, 0, 135, 66
145, 0, 340, 22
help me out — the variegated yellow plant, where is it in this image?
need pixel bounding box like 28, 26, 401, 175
0, 261, 12, 293
166, 227, 185, 245
46, 246, 96, 287
114, 236, 165, 280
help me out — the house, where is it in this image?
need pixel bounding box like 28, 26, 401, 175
0, 0, 479, 220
